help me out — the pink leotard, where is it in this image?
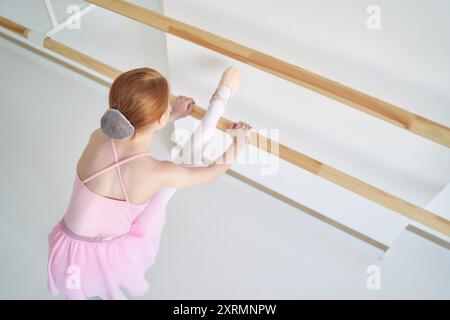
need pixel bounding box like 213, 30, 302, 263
47, 139, 167, 300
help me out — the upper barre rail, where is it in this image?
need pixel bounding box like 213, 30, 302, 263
0, 15, 449, 237
86, 0, 450, 148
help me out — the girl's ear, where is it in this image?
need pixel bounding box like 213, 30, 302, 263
158, 107, 170, 127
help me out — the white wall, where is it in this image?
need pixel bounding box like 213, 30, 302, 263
163, 0, 450, 245
0, 0, 448, 299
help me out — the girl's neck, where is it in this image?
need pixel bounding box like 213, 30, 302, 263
116, 129, 154, 153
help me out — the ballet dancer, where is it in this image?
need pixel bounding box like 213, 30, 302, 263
47, 66, 252, 299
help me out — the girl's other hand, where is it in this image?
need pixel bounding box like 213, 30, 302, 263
171, 95, 195, 121
228, 121, 252, 150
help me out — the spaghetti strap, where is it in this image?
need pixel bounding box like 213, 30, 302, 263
80, 143, 152, 186
110, 139, 130, 203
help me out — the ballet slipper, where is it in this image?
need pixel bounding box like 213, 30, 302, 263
209, 66, 240, 105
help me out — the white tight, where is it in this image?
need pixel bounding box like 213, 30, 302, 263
156, 84, 232, 205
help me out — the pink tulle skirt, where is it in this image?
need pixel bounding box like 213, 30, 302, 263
47, 194, 166, 300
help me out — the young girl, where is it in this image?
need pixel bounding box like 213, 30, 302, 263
47, 66, 251, 300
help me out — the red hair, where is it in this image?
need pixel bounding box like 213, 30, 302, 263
109, 67, 170, 138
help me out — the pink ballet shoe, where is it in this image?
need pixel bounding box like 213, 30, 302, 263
209, 66, 240, 105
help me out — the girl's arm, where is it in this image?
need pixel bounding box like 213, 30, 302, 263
157, 122, 251, 188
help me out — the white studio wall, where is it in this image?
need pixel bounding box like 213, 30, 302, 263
0, 0, 449, 299
164, 0, 450, 245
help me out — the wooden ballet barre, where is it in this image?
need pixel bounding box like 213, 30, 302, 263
0, 16, 29, 37
85, 0, 450, 148
1, 16, 449, 237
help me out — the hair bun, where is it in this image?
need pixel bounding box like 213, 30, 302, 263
100, 108, 135, 140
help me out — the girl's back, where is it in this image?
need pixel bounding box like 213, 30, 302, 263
76, 128, 160, 206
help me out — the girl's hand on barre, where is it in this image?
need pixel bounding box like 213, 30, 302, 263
212, 121, 252, 165
170, 95, 195, 122
228, 121, 252, 151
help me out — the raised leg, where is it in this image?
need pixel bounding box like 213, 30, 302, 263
134, 83, 234, 260
156, 83, 234, 205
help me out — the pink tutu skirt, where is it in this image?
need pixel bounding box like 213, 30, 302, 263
47, 194, 166, 300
